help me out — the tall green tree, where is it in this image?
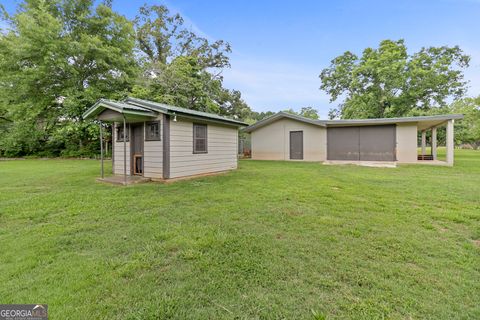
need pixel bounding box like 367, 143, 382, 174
132, 56, 223, 113
134, 4, 231, 70
320, 39, 470, 119
132, 4, 252, 119
0, 0, 137, 156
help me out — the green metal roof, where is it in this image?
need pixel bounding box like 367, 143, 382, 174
83, 97, 248, 126
82, 99, 157, 119
124, 97, 248, 126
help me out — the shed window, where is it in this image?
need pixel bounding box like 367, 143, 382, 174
193, 123, 207, 154
116, 124, 129, 142
145, 121, 161, 141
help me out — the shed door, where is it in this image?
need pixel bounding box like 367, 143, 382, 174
289, 131, 303, 160
131, 123, 144, 175
327, 125, 396, 161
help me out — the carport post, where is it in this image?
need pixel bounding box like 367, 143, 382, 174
431, 127, 437, 160
100, 122, 104, 179
446, 119, 454, 166
123, 116, 127, 185
421, 130, 427, 156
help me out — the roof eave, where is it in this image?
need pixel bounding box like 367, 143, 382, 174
83, 99, 157, 120
125, 97, 248, 126
243, 112, 325, 133
322, 114, 465, 126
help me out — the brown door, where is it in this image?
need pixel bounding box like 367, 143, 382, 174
327, 125, 396, 161
327, 127, 360, 160
130, 123, 144, 175
359, 125, 396, 161
289, 131, 303, 160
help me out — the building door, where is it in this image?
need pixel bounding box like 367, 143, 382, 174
130, 123, 144, 175
327, 125, 396, 161
358, 125, 396, 161
289, 131, 303, 160
327, 127, 360, 160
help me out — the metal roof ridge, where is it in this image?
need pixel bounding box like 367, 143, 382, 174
124, 97, 248, 125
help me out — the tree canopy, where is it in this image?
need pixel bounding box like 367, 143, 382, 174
282, 107, 320, 119
450, 96, 480, 148
320, 39, 470, 119
0, 0, 137, 156
0, 0, 252, 157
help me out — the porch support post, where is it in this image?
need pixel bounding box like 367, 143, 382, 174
111, 123, 114, 172
421, 130, 426, 156
123, 116, 127, 185
431, 127, 437, 160
446, 119, 454, 166
100, 122, 104, 179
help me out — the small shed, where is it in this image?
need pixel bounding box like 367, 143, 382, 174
83, 97, 247, 184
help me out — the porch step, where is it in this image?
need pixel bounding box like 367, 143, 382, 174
418, 155, 434, 160
96, 175, 151, 185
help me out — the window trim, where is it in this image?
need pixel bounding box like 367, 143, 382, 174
145, 121, 161, 141
193, 123, 208, 154
116, 123, 130, 142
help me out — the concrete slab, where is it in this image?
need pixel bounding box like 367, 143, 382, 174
96, 175, 150, 185
323, 160, 397, 168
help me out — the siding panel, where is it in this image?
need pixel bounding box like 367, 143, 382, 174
169, 118, 238, 178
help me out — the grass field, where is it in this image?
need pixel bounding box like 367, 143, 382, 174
0, 150, 479, 319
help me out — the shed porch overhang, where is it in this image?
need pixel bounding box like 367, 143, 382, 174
83, 99, 158, 122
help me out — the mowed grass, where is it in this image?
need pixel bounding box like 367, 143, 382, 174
0, 150, 479, 319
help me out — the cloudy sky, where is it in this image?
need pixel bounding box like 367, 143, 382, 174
3, 0, 479, 118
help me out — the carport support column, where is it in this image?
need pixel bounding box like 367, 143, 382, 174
421, 130, 427, 156
431, 127, 437, 160
446, 119, 454, 166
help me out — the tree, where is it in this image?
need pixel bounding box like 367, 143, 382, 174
299, 107, 319, 119
132, 56, 222, 113
0, 0, 137, 156
132, 4, 253, 120
320, 39, 470, 119
134, 4, 231, 70
450, 96, 480, 148
281, 107, 319, 119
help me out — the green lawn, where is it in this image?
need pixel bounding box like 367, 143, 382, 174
0, 151, 479, 319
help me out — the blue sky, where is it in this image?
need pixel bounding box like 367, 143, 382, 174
3, 0, 480, 117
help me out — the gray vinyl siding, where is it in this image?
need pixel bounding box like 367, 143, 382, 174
143, 117, 163, 179
169, 118, 238, 178
113, 122, 131, 175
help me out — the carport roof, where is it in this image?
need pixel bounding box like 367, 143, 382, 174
243, 113, 464, 132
